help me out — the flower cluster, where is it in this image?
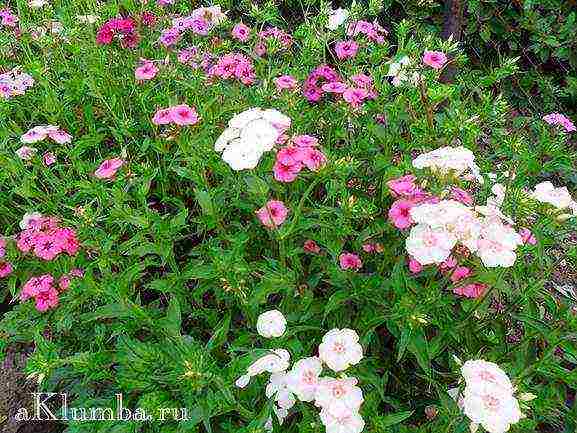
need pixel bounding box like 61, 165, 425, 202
16, 214, 80, 261
273, 134, 327, 182
255, 27, 293, 56
159, 6, 226, 47
531, 181, 577, 217
152, 104, 200, 126
346, 20, 387, 44
237, 326, 365, 433
96, 17, 139, 48
207, 53, 256, 85
20, 269, 83, 312
423, 50, 448, 70
412, 146, 483, 182
304, 66, 377, 107
0, 8, 18, 28
460, 360, 523, 433
0, 68, 35, 99
542, 112, 576, 132
214, 107, 291, 170
20, 125, 72, 144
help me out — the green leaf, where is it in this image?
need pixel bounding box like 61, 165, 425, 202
376, 410, 414, 427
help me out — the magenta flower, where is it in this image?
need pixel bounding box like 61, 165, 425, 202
0, 261, 12, 278
170, 104, 200, 126
543, 112, 576, 132
388, 199, 416, 229
135, 61, 159, 81
408, 257, 423, 274
152, 108, 173, 125
273, 160, 302, 183
95, 158, 124, 179
334, 40, 359, 60
256, 200, 289, 228
43, 152, 56, 166
519, 228, 537, 245
423, 50, 447, 70
453, 282, 487, 299
292, 135, 319, 147
339, 253, 362, 271
342, 87, 368, 108
274, 75, 298, 91
232, 23, 251, 42
450, 187, 473, 206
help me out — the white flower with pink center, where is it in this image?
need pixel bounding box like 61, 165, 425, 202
318, 329, 363, 372
532, 181, 575, 211
462, 383, 522, 433
405, 224, 456, 265
236, 349, 290, 389
314, 377, 363, 418
476, 219, 522, 268
286, 357, 323, 401
319, 408, 365, 433
266, 372, 296, 409
256, 309, 286, 338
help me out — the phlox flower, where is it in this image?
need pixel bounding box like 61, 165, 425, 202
318, 328, 363, 372
531, 181, 575, 210
543, 112, 576, 132
236, 349, 291, 388
293, 134, 318, 147
408, 257, 423, 274
342, 87, 368, 108
319, 409, 365, 433
274, 75, 298, 91
299, 147, 327, 171
256, 310, 287, 338
450, 187, 474, 206
450, 266, 472, 283
256, 200, 289, 228
16, 146, 38, 160
303, 239, 321, 254
0, 9, 18, 27
412, 146, 481, 181
0, 261, 12, 278
33, 232, 64, 260
339, 253, 362, 271
20, 212, 43, 230
95, 158, 124, 179
135, 61, 158, 81
476, 219, 522, 268
35, 285, 59, 312
21, 125, 72, 144
314, 377, 363, 417
273, 160, 302, 183
266, 372, 296, 409
387, 175, 420, 198
43, 152, 56, 166
334, 40, 358, 60
405, 224, 456, 265
327, 8, 349, 31
388, 199, 416, 229
322, 81, 348, 94
231, 22, 251, 42
159, 27, 181, 46
423, 50, 448, 70
461, 360, 515, 393
453, 282, 487, 299
170, 104, 200, 126
519, 228, 537, 245
286, 357, 323, 402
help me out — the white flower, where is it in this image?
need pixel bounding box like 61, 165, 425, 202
532, 181, 575, 210
76, 15, 99, 24
257, 310, 287, 338
476, 219, 522, 268
29, 0, 48, 8
16, 146, 38, 160
461, 360, 514, 394
235, 374, 250, 388
315, 377, 363, 418
405, 224, 456, 265
319, 409, 365, 433
286, 357, 323, 402
318, 329, 363, 372
266, 372, 296, 409
264, 406, 288, 432
20, 212, 43, 230
236, 349, 291, 388
412, 146, 481, 180
215, 108, 290, 171
462, 384, 522, 433
327, 8, 349, 30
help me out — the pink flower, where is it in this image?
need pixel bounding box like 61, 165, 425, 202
274, 75, 298, 91
42, 152, 56, 166
439, 256, 458, 271
543, 113, 576, 132
388, 199, 415, 229
321, 82, 347, 94
350, 73, 373, 88
35, 286, 59, 312
276, 146, 302, 166
232, 23, 251, 42
408, 257, 423, 274
159, 27, 181, 47
303, 240, 321, 254
299, 147, 327, 171
33, 233, 64, 261
59, 275, 71, 291
334, 40, 359, 60
273, 161, 302, 183
519, 228, 537, 245
339, 253, 362, 271
342, 87, 368, 108
48, 129, 72, 144
362, 243, 374, 253
256, 200, 289, 228
0, 261, 12, 278
387, 175, 419, 198
292, 135, 318, 147
454, 282, 487, 299
423, 50, 447, 70
170, 104, 200, 126
451, 266, 472, 283
152, 108, 173, 125
95, 158, 124, 179
135, 61, 159, 80
141, 12, 157, 27
450, 187, 473, 206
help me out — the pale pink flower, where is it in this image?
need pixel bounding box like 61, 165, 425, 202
303, 239, 321, 254
318, 328, 363, 372
287, 357, 322, 402
94, 158, 124, 179
334, 40, 359, 60
43, 152, 56, 166
47, 129, 72, 144
387, 175, 419, 198
519, 228, 537, 245
256, 200, 289, 228
135, 61, 159, 80
388, 199, 416, 229
16, 146, 38, 160
292, 134, 318, 147
231, 22, 251, 42
152, 108, 173, 125
59, 275, 71, 291
321, 81, 348, 93
315, 377, 363, 417
342, 87, 368, 108
266, 372, 296, 409
461, 360, 515, 393
256, 309, 286, 338
299, 147, 327, 171
462, 383, 522, 433
423, 50, 447, 70
170, 104, 200, 126
21, 126, 48, 143
274, 74, 298, 91
405, 224, 456, 265
454, 282, 487, 299
339, 253, 362, 271
477, 220, 522, 268
319, 409, 365, 433
543, 112, 576, 132
362, 243, 374, 253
